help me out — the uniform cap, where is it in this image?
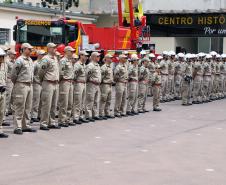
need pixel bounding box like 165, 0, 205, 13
36, 50, 46, 55
122, 50, 129, 55
156, 64, 161, 69
140, 50, 146, 55
79, 50, 89, 56
185, 53, 192, 59
157, 55, 163, 60
149, 53, 155, 58
119, 54, 128, 59
104, 53, 113, 58
7, 50, 16, 55
210, 51, 217, 56
162, 51, 168, 55
168, 51, 176, 56
141, 57, 150, 62
47, 42, 57, 48
177, 53, 185, 58
0, 48, 6, 56
221, 54, 226, 58
193, 54, 198, 58
191, 54, 195, 58
91, 51, 100, 57
72, 54, 79, 59
131, 54, 139, 60
64, 46, 75, 52
198, 52, 206, 57
21, 43, 33, 49
0, 46, 10, 51
216, 54, 221, 58
205, 54, 212, 59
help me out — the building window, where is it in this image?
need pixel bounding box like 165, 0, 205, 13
0, 28, 10, 45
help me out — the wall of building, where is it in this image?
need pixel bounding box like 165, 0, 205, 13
223, 37, 226, 53
151, 37, 175, 54
19, 0, 226, 14
95, 15, 118, 27
175, 37, 198, 53
143, 0, 225, 11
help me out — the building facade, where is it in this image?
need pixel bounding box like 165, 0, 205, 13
0, 1, 96, 46
2, 0, 226, 53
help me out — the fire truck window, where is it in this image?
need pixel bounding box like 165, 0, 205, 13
18, 25, 63, 46
65, 25, 78, 44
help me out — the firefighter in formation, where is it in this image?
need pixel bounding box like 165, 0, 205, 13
0, 43, 226, 138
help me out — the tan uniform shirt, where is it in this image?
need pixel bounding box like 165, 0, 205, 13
147, 62, 156, 75
203, 62, 212, 76
168, 60, 175, 76
151, 72, 161, 85
193, 61, 204, 76
74, 61, 86, 82
128, 64, 138, 81
39, 54, 59, 82
101, 63, 113, 84
86, 61, 101, 84
211, 60, 216, 75
59, 57, 74, 80
174, 61, 184, 75
11, 55, 33, 83
114, 63, 128, 83
0, 62, 7, 86
33, 59, 41, 84
160, 59, 168, 75
220, 62, 226, 75
6, 59, 14, 79
183, 62, 193, 77
139, 65, 149, 83
215, 62, 221, 75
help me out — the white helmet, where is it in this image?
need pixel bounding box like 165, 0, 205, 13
168, 51, 176, 56
162, 51, 168, 56
177, 53, 185, 58
210, 51, 217, 56
185, 53, 192, 59
149, 53, 155, 58
130, 54, 139, 60
122, 50, 129, 55
140, 50, 146, 55
205, 54, 212, 59
198, 52, 206, 58
193, 54, 198, 58
216, 54, 221, 58
221, 54, 226, 58
0, 48, 6, 56
157, 55, 163, 60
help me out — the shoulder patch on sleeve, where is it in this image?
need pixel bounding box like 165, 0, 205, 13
42, 59, 48, 63
16, 60, 21, 64
61, 60, 66, 65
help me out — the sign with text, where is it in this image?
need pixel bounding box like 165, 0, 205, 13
145, 13, 226, 37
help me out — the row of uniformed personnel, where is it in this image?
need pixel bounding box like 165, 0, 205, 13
145, 51, 226, 106
0, 43, 161, 138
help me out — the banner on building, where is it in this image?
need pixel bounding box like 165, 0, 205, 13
145, 13, 226, 37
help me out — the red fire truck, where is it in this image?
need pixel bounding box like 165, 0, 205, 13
13, 0, 150, 57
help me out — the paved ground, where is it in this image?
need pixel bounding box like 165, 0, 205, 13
0, 98, 226, 185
